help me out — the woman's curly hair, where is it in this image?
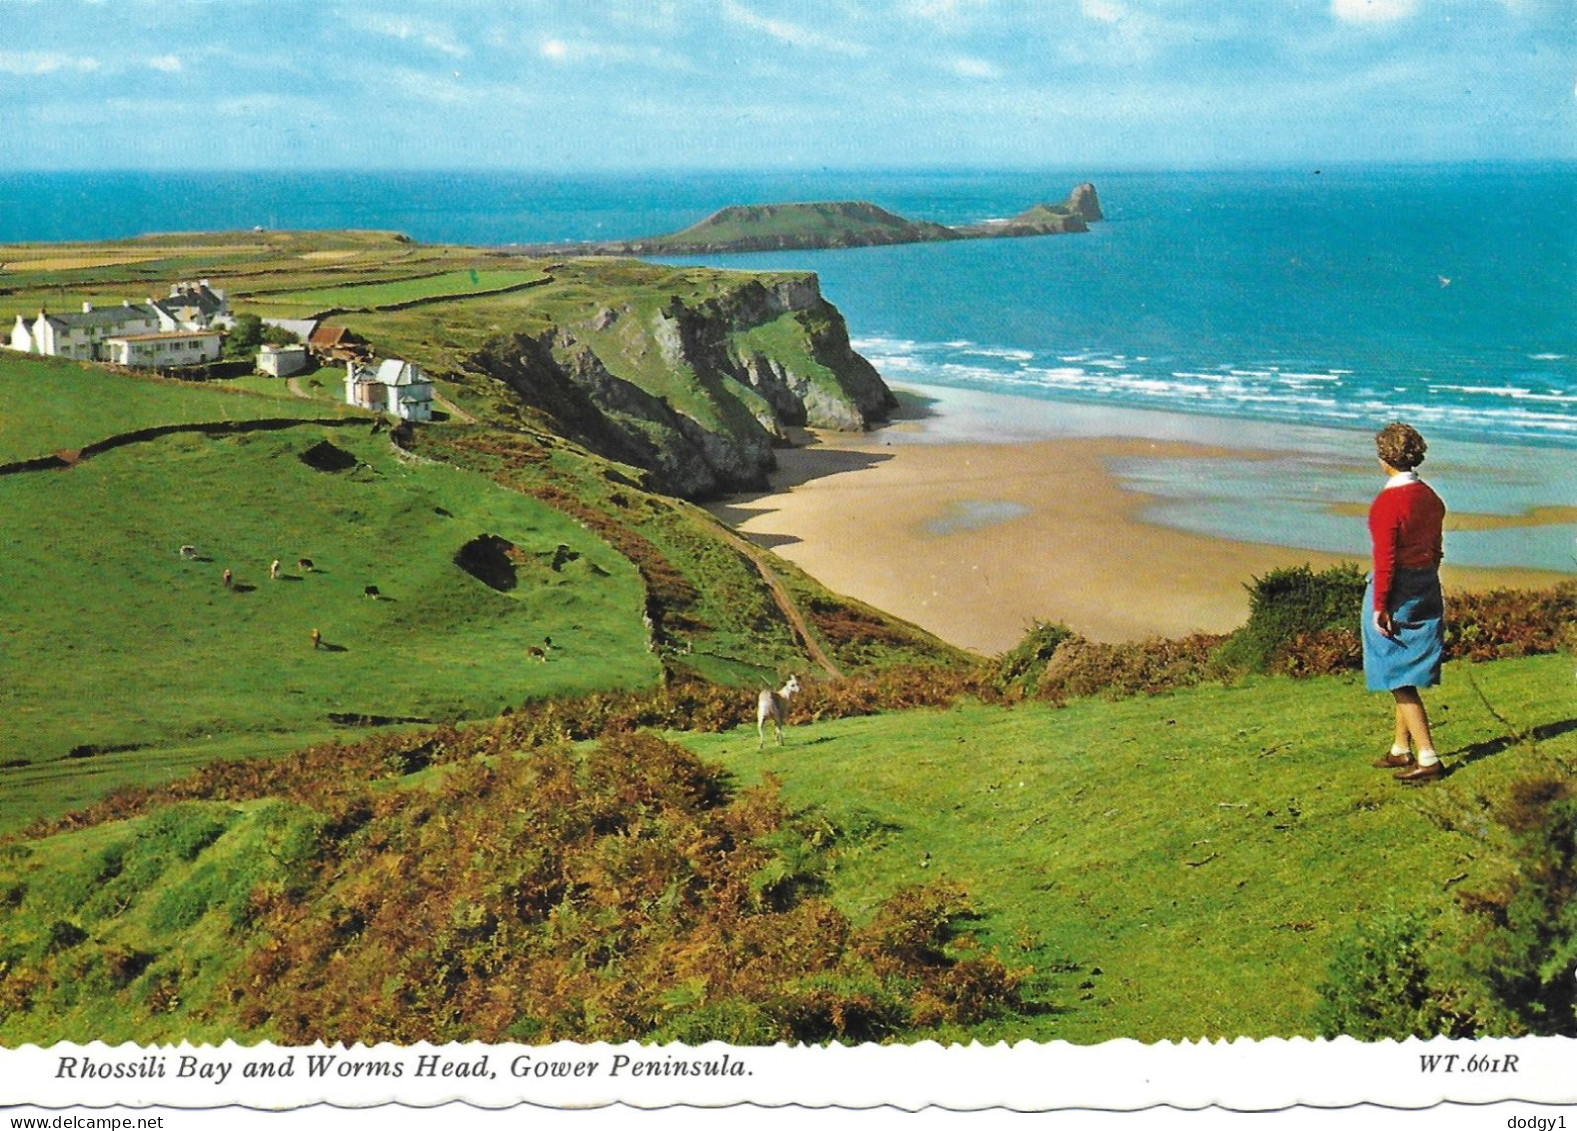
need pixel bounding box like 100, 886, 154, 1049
1375, 421, 1427, 470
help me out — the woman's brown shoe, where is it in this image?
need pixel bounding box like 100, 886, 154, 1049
1373, 751, 1415, 768
1395, 761, 1445, 783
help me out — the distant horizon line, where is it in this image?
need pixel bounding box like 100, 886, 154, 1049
2, 157, 1573, 178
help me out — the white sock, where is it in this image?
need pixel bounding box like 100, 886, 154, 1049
1416, 749, 1440, 767
1390, 744, 1411, 756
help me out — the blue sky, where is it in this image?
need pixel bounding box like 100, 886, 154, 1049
1, 0, 1571, 170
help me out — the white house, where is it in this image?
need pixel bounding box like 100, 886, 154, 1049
9, 280, 232, 361
151, 280, 232, 332
11, 302, 162, 360
105, 330, 223, 369
257, 343, 309, 377
345, 358, 434, 422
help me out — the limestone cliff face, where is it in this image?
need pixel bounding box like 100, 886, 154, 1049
467, 272, 895, 499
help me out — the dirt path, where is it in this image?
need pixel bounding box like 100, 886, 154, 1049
285, 377, 311, 399
713, 525, 843, 680
432, 393, 477, 424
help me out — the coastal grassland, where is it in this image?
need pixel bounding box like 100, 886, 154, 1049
242, 268, 549, 316
0, 351, 349, 463
413, 425, 969, 684
676, 652, 1577, 1042
1, 651, 1567, 1044
0, 424, 656, 832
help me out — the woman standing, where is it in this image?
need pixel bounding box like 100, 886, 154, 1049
1363, 422, 1448, 783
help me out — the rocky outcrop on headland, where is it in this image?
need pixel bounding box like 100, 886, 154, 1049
464, 270, 896, 499
521, 183, 1105, 258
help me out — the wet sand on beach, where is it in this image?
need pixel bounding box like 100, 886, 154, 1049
708, 409, 1571, 656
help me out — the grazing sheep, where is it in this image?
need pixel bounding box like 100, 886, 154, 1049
269, 559, 281, 580
757, 675, 803, 751
311, 628, 322, 649
178, 545, 197, 560
364, 585, 381, 599
297, 557, 314, 573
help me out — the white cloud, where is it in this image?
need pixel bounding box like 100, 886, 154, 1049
1079, 0, 1126, 25
0, 51, 99, 75
1331, 0, 1418, 24
352, 12, 469, 59
719, 0, 867, 57
947, 55, 1001, 79
148, 55, 182, 73
536, 34, 692, 71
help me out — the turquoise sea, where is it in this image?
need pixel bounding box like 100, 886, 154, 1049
3, 165, 1572, 570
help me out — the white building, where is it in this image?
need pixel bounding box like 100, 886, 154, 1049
151, 280, 232, 332
10, 302, 162, 360
105, 330, 223, 369
258, 343, 309, 377
9, 280, 232, 361
345, 358, 434, 422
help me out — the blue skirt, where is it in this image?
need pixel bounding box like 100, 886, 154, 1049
1362, 567, 1444, 692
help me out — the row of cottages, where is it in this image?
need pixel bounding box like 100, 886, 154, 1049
8, 280, 233, 366
345, 358, 434, 422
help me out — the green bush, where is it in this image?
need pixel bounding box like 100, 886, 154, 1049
1456, 774, 1577, 1036
1312, 908, 1468, 1040
994, 621, 1075, 696
1217, 563, 1367, 675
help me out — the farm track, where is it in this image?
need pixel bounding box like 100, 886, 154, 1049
710, 521, 843, 680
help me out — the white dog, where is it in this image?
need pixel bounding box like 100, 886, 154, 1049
757, 675, 802, 750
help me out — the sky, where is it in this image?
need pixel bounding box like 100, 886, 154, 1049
0, 0, 1571, 171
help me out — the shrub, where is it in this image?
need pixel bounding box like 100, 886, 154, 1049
208, 733, 1031, 1045
1036, 633, 1227, 702
1445, 583, 1577, 663
993, 621, 1075, 697
1312, 909, 1469, 1040
1216, 562, 1367, 675
1455, 774, 1577, 1036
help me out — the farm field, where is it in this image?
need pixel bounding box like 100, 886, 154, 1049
246, 268, 549, 314
0, 351, 345, 464
0, 423, 655, 831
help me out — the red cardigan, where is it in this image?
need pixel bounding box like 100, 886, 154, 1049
1368, 478, 1445, 611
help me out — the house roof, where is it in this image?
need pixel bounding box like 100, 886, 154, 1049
309, 324, 360, 348
109, 330, 222, 343
153, 281, 225, 318
44, 304, 160, 331
375, 358, 429, 386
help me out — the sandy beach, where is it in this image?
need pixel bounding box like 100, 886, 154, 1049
709, 387, 1574, 655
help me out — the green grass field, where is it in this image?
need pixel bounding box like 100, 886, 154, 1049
0, 424, 656, 830
676, 652, 1576, 1042
2, 652, 1567, 1044
0, 352, 348, 464
247, 268, 548, 314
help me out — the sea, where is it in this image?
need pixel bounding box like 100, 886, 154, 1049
3, 164, 1573, 571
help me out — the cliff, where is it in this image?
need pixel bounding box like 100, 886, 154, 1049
458, 267, 896, 499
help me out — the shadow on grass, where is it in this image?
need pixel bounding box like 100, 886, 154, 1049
1449, 717, 1577, 769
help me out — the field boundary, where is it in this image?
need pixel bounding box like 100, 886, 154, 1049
0, 415, 367, 477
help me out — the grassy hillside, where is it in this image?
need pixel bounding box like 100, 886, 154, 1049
0, 350, 340, 463
0, 232, 961, 832
0, 423, 656, 831
1, 652, 1568, 1044
680, 653, 1575, 1041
